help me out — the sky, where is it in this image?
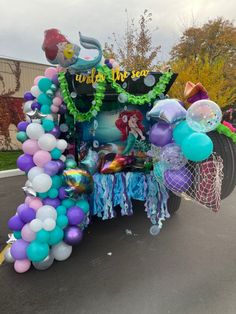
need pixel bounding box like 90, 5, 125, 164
0, 0, 235, 64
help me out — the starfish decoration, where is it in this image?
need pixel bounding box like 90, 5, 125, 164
26, 109, 47, 121
22, 186, 37, 197
6, 233, 17, 244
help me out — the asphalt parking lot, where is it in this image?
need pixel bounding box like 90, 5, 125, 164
0, 176, 236, 314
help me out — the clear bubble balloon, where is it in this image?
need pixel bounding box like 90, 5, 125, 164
186, 100, 222, 132
144, 74, 156, 87
160, 143, 187, 170
118, 93, 128, 103
52, 241, 72, 261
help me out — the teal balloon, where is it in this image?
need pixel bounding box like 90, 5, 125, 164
51, 148, 62, 159
42, 119, 54, 132
13, 231, 22, 239
41, 105, 51, 114
16, 131, 27, 143
27, 241, 49, 262
48, 226, 64, 245
38, 94, 52, 106
56, 205, 67, 215
36, 230, 50, 243
37, 192, 48, 199
62, 199, 75, 208
48, 188, 59, 199
38, 78, 52, 92
173, 121, 195, 146
66, 159, 77, 169
52, 175, 63, 189
75, 199, 90, 214
182, 133, 213, 162
56, 215, 68, 229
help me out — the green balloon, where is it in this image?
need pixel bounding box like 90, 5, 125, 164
56, 215, 68, 229
51, 148, 62, 160
38, 78, 52, 93
42, 119, 54, 132
51, 175, 63, 189
16, 131, 28, 143
37, 192, 48, 199
38, 93, 52, 106
48, 188, 59, 199
56, 205, 67, 215
41, 105, 51, 114
62, 199, 75, 208
27, 241, 49, 262
76, 199, 90, 214
48, 226, 64, 246
182, 133, 213, 162
173, 121, 195, 146
66, 159, 77, 169
36, 230, 50, 243
13, 231, 22, 239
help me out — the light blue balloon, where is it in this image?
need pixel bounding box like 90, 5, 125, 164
26, 241, 49, 262
75, 199, 90, 214
38, 78, 52, 93
182, 133, 213, 162
37, 93, 52, 106
48, 226, 64, 246
173, 121, 195, 146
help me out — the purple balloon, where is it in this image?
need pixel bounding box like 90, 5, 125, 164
31, 102, 41, 111
17, 154, 35, 172
64, 226, 83, 245
43, 198, 61, 208
8, 215, 24, 231
10, 239, 29, 260
49, 126, 61, 138
55, 160, 65, 173
149, 121, 173, 147
58, 187, 67, 200
164, 167, 193, 193
17, 204, 36, 223
59, 104, 67, 114
67, 206, 85, 225
17, 121, 29, 132
44, 161, 59, 176
52, 74, 59, 85
24, 91, 35, 101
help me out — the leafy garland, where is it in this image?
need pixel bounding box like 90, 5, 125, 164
216, 124, 236, 143
58, 65, 173, 122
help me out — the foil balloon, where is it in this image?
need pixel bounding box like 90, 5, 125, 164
63, 168, 93, 197
4, 247, 15, 263
160, 143, 187, 170
147, 99, 186, 124
42, 29, 102, 72
32, 253, 54, 270
80, 149, 99, 175
64, 226, 83, 245
100, 153, 134, 174
186, 100, 222, 133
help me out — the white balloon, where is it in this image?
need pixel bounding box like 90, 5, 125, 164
56, 139, 67, 151
26, 123, 45, 140
45, 114, 54, 121
23, 101, 33, 113
32, 174, 52, 193
38, 134, 57, 151
52, 241, 72, 261
29, 219, 43, 232
31, 85, 42, 97
60, 155, 66, 162
43, 218, 56, 231
36, 205, 57, 221
28, 166, 44, 181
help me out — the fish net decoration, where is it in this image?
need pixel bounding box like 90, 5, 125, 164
156, 153, 224, 212
171, 154, 224, 212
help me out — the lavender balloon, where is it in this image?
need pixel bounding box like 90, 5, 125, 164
59, 104, 67, 114
8, 215, 24, 231
149, 122, 173, 147
164, 167, 193, 193
67, 206, 85, 225
17, 121, 29, 132
49, 126, 61, 138
17, 154, 35, 172
58, 187, 67, 200
64, 226, 83, 245
10, 239, 29, 260
17, 204, 36, 223
44, 161, 59, 176
56, 160, 65, 173
52, 74, 59, 85
43, 198, 61, 208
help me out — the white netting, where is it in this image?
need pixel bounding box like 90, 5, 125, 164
157, 153, 224, 212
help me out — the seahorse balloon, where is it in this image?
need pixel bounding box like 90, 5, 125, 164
42, 29, 102, 72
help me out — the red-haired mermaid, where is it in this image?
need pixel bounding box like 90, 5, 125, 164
115, 110, 145, 155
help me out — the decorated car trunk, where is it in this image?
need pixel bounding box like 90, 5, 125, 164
3, 29, 236, 273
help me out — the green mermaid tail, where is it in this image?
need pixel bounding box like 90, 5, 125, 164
122, 133, 136, 155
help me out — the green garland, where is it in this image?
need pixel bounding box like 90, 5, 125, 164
216, 124, 236, 143
58, 65, 173, 122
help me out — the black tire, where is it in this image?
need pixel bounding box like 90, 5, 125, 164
167, 191, 181, 214
208, 131, 236, 199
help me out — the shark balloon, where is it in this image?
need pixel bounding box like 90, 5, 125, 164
42, 29, 102, 72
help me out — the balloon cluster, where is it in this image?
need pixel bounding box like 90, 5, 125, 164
148, 98, 222, 194
104, 58, 119, 70
7, 67, 90, 273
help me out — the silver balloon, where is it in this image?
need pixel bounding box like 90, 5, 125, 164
33, 253, 54, 271
4, 247, 14, 263
144, 74, 156, 87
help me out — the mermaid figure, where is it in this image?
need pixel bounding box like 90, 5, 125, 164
115, 110, 145, 155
